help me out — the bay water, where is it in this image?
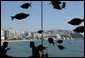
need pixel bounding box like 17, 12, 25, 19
6, 39, 84, 57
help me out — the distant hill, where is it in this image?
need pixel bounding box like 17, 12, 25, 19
70, 32, 84, 38
43, 29, 84, 39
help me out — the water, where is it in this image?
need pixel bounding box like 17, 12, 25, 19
6, 39, 84, 57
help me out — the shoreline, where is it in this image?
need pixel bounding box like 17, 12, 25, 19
1, 39, 37, 42
1, 39, 37, 45
1, 38, 83, 43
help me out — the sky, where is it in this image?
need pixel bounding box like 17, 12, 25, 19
1, 1, 84, 32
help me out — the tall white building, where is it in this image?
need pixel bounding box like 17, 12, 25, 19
5, 28, 15, 40
1, 29, 5, 40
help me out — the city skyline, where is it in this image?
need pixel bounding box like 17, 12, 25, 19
1, 27, 84, 40
1, 1, 84, 32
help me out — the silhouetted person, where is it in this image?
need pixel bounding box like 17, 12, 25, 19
41, 52, 48, 57
45, 53, 48, 57
37, 44, 47, 57
0, 42, 12, 57
43, 48, 48, 57
30, 41, 40, 57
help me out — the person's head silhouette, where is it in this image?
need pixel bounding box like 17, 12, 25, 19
30, 41, 35, 48
3, 42, 8, 48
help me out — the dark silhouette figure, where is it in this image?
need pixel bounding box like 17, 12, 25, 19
41, 53, 48, 57
37, 44, 46, 52
0, 42, 12, 57
45, 53, 48, 57
57, 40, 63, 44
44, 48, 48, 57
58, 45, 65, 50
68, 18, 84, 25
29, 41, 48, 57
11, 13, 29, 20
73, 26, 84, 33
20, 3, 32, 9
48, 38, 54, 45
29, 41, 40, 57
37, 44, 48, 57
37, 30, 44, 34
40, 47, 48, 57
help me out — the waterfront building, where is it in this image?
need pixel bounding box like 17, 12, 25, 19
4, 28, 14, 40
1, 29, 5, 40
56, 34, 62, 40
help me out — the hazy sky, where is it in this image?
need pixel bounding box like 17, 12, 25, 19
1, 1, 84, 32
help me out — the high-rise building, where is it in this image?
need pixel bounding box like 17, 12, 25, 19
4, 28, 14, 40
1, 29, 5, 40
